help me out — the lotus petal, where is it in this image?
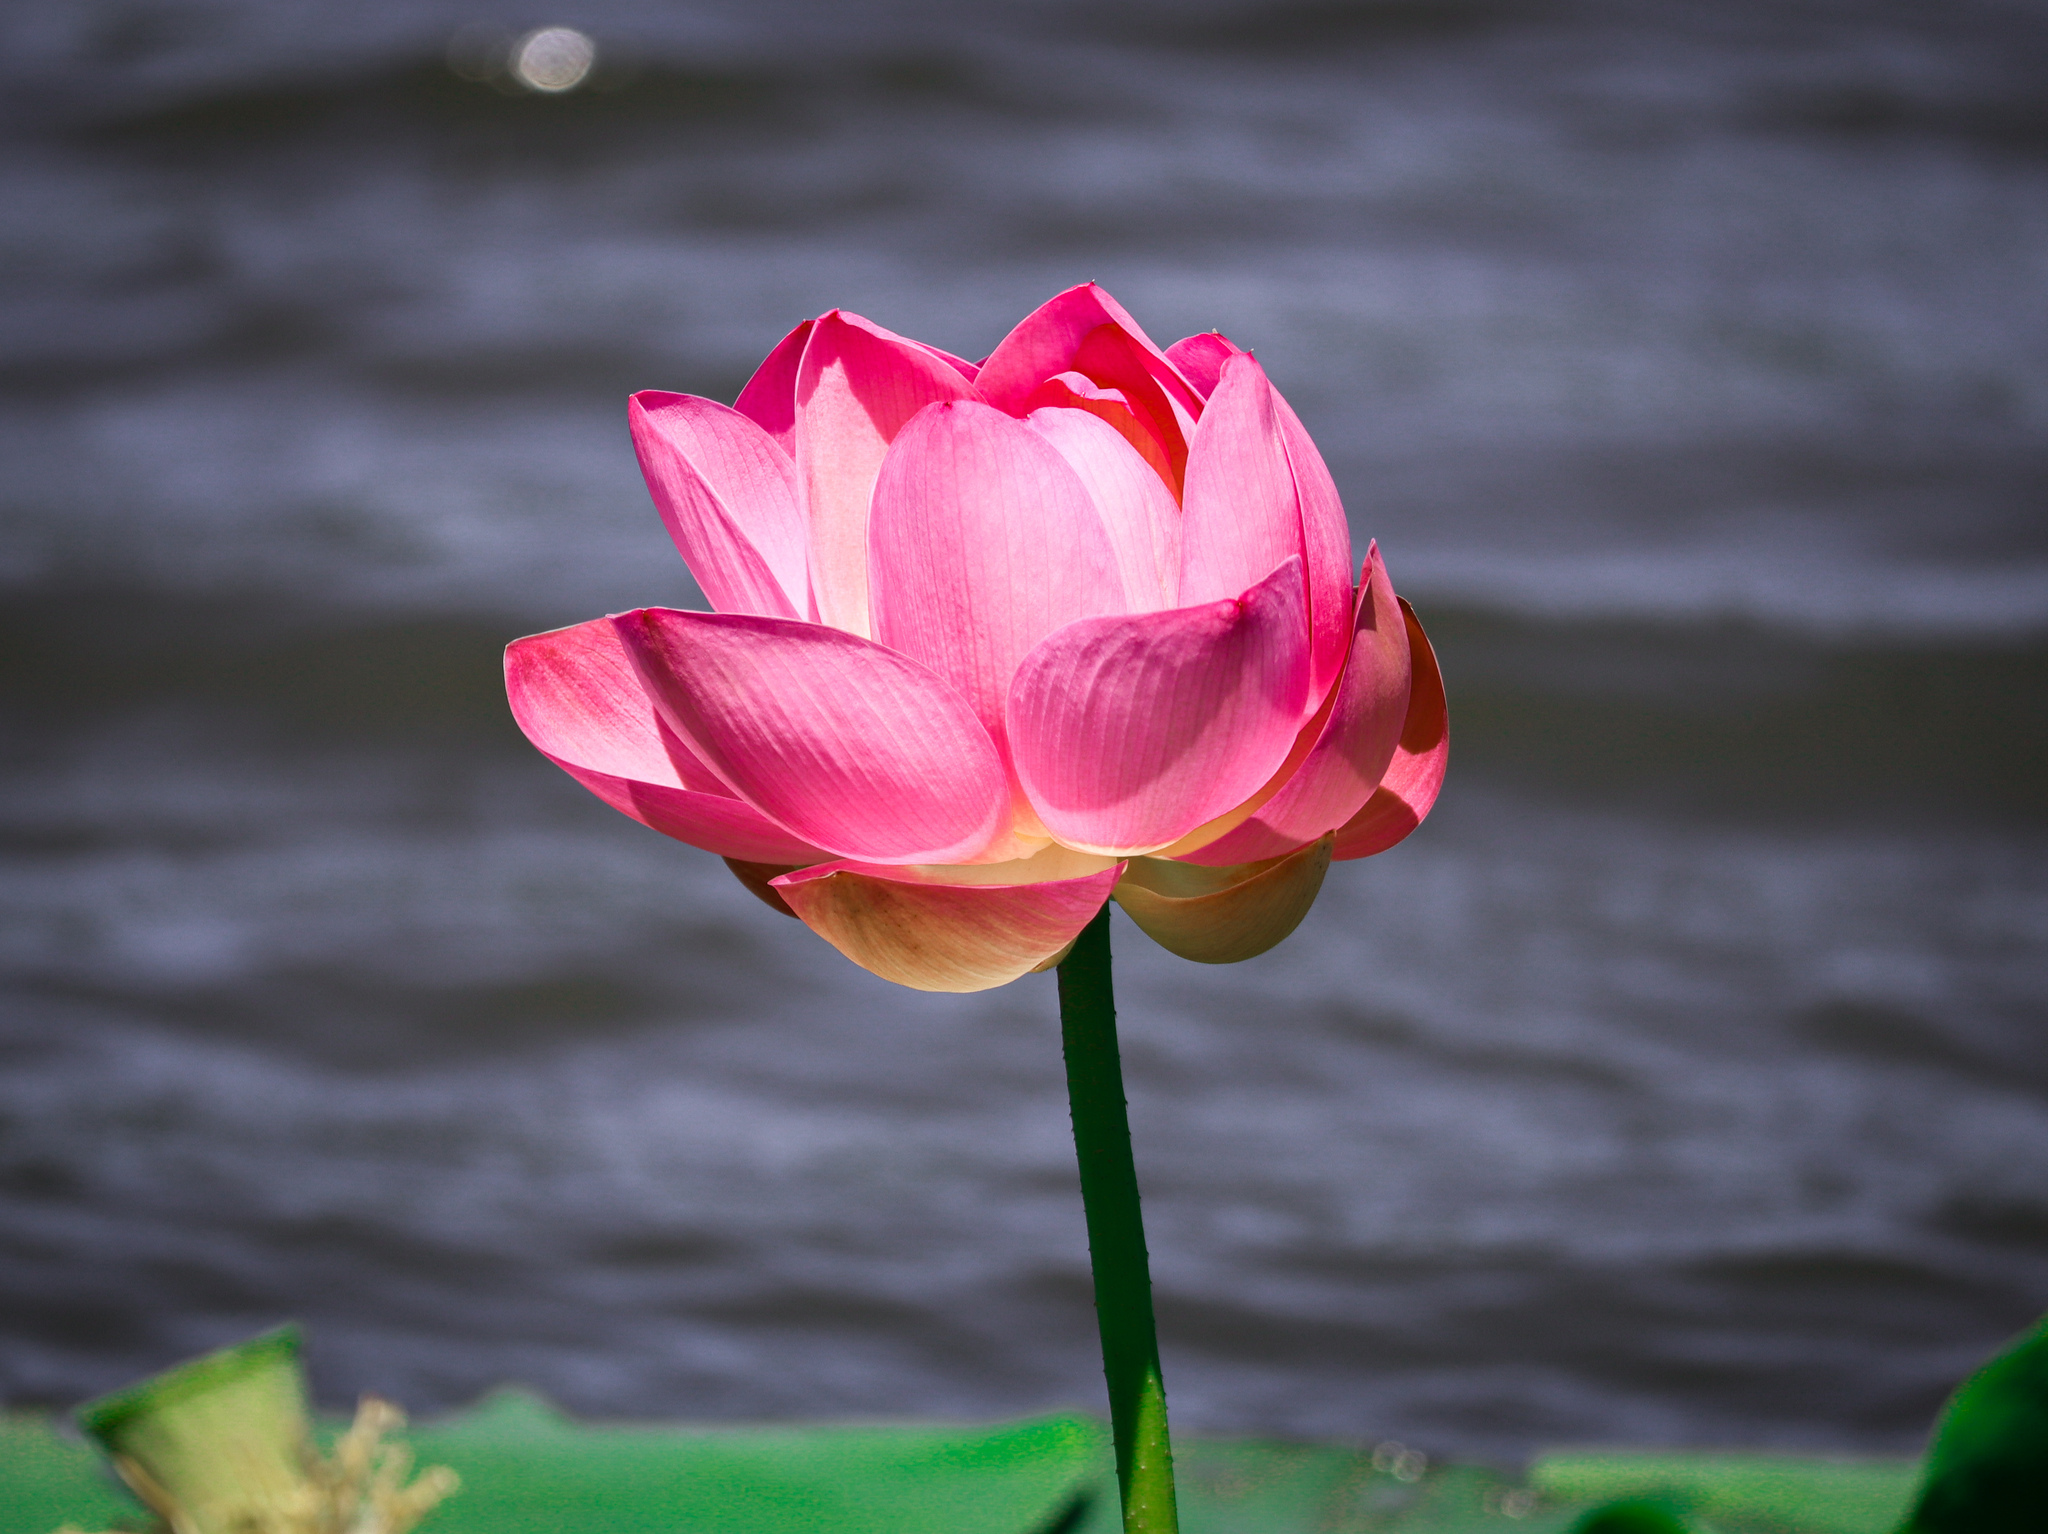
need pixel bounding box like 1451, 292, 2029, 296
909, 340, 981, 382
613, 607, 1009, 865
910, 842, 1121, 885
723, 857, 803, 917
1180, 354, 1353, 704
1068, 322, 1195, 493
1114, 836, 1333, 963
1026, 405, 1181, 611
629, 392, 808, 618
1271, 385, 1355, 702
1333, 598, 1448, 860
732, 318, 812, 456
975, 283, 1202, 425
1162, 332, 1242, 398
869, 401, 1128, 759
1177, 355, 1302, 618
505, 618, 826, 864
1022, 372, 1179, 498
1181, 544, 1411, 865
794, 310, 981, 635
772, 858, 1123, 992
1008, 557, 1311, 855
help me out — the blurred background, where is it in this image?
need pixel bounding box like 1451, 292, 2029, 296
3, 0, 2045, 1466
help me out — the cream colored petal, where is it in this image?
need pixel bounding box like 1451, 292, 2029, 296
1113, 835, 1332, 963
913, 841, 1119, 885
773, 860, 1122, 993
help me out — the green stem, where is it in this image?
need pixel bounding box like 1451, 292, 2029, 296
1057, 906, 1179, 1534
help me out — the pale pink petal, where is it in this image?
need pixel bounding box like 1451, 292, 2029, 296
592, 782, 830, 865
732, 319, 812, 456
1179, 353, 1302, 618
1176, 355, 1350, 703
1163, 332, 1244, 399
611, 607, 1009, 865
869, 401, 1128, 760
1021, 372, 1178, 492
1180, 544, 1412, 865
975, 284, 1203, 424
508, 616, 753, 798
1271, 385, 1355, 703
911, 842, 1121, 885
1007, 557, 1312, 856
794, 311, 981, 636
1026, 406, 1181, 612
629, 392, 807, 619
1334, 597, 1448, 860
772, 859, 1122, 992
505, 618, 826, 864
1114, 836, 1332, 963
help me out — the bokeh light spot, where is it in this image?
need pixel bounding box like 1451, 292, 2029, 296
512, 27, 596, 93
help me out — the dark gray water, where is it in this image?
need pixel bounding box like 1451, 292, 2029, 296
4, 0, 2047, 1464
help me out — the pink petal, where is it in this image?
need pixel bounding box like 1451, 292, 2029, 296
772, 859, 1122, 992
909, 340, 981, 382
975, 284, 1203, 425
1272, 384, 1356, 704
1333, 597, 1448, 860
1179, 353, 1302, 617
1025, 406, 1181, 611
611, 607, 1009, 865
794, 311, 981, 636
1070, 322, 1196, 493
1180, 544, 1412, 865
505, 618, 826, 864
1163, 332, 1244, 399
732, 319, 812, 456
1178, 354, 1353, 705
629, 392, 807, 619
1022, 372, 1179, 493
1007, 557, 1312, 856
869, 401, 1128, 762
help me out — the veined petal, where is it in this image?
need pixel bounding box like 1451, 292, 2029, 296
869, 401, 1128, 762
505, 618, 826, 864
629, 392, 807, 618
1114, 836, 1332, 964
1333, 598, 1448, 860
1178, 355, 1303, 646
772, 859, 1123, 992
976, 284, 1203, 424
1181, 543, 1411, 865
1022, 373, 1179, 495
1163, 332, 1243, 399
732, 319, 812, 456
1007, 557, 1312, 856
1271, 385, 1355, 703
910, 842, 1120, 886
794, 310, 981, 636
612, 607, 1009, 865
1069, 323, 1197, 490
1026, 406, 1181, 611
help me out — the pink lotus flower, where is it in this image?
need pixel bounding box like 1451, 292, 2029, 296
506, 285, 1446, 991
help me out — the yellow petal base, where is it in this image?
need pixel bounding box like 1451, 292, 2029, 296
1113, 836, 1332, 963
